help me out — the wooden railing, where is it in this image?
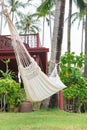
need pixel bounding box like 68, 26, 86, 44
0, 33, 41, 49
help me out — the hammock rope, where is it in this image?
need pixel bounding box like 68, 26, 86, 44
2, 9, 67, 102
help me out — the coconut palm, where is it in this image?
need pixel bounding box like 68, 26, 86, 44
83, 0, 87, 76
66, 0, 86, 52
36, 0, 55, 46
16, 13, 40, 34
6, 0, 29, 22
0, 0, 4, 34
73, 0, 87, 76
45, 0, 65, 109
74, 0, 86, 53
67, 0, 72, 53
49, 0, 66, 73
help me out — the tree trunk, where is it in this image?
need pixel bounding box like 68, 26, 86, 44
81, 18, 84, 53
49, 11, 52, 45
84, 4, 87, 76
42, 17, 45, 46
67, 0, 72, 52
49, 0, 66, 108
49, 0, 66, 74
0, 0, 4, 34
41, 0, 66, 109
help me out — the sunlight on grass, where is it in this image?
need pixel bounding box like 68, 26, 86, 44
0, 109, 87, 130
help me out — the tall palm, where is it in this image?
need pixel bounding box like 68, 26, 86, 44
16, 13, 40, 34
32, 0, 55, 108
6, 0, 29, 22
48, 0, 66, 109
83, 0, 87, 76
0, 0, 4, 34
67, 0, 86, 53
70, 12, 85, 53
74, 0, 87, 76
74, 0, 86, 53
67, 0, 72, 53
37, 0, 55, 46
49, 0, 66, 73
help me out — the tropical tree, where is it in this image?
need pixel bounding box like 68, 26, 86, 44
68, 0, 86, 74
0, 0, 4, 34
38, 0, 66, 108
73, 0, 86, 53
36, 0, 55, 46
67, 0, 72, 53
47, 0, 66, 109
66, 0, 86, 53
5, 0, 29, 22
16, 13, 40, 34
0, 59, 26, 112
49, 0, 66, 73
82, 0, 87, 76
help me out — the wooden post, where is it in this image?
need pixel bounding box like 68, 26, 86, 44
58, 91, 64, 110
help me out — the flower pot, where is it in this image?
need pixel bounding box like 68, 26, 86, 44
19, 101, 32, 112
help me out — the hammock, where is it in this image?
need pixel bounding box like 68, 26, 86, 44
3, 9, 67, 102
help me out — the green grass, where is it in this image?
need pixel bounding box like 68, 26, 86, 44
0, 109, 87, 130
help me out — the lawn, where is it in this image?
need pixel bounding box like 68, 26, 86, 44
0, 109, 87, 130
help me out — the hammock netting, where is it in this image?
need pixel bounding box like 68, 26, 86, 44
3, 9, 67, 102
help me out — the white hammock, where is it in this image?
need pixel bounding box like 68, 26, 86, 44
3, 9, 67, 102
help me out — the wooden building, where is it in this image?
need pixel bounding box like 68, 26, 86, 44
0, 33, 49, 77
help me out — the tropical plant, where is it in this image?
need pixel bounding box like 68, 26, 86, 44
0, 78, 20, 110
0, 59, 15, 79
0, 59, 26, 112
60, 52, 87, 112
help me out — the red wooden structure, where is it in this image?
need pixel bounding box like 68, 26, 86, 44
0, 33, 49, 76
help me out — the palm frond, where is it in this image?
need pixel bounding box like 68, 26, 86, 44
74, 0, 86, 11
37, 0, 56, 17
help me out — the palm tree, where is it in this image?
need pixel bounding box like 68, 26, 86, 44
73, 0, 86, 52
47, 0, 66, 109
0, 0, 5, 34
83, 0, 87, 76
16, 13, 40, 34
74, 0, 87, 76
6, 0, 29, 22
36, 0, 55, 46
49, 0, 66, 73
67, 0, 72, 53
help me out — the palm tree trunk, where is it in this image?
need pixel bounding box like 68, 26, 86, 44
81, 18, 84, 53
49, 11, 52, 45
48, 0, 66, 109
84, 4, 87, 76
67, 0, 72, 52
11, 12, 14, 22
49, 0, 66, 73
0, 0, 4, 34
42, 17, 45, 46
